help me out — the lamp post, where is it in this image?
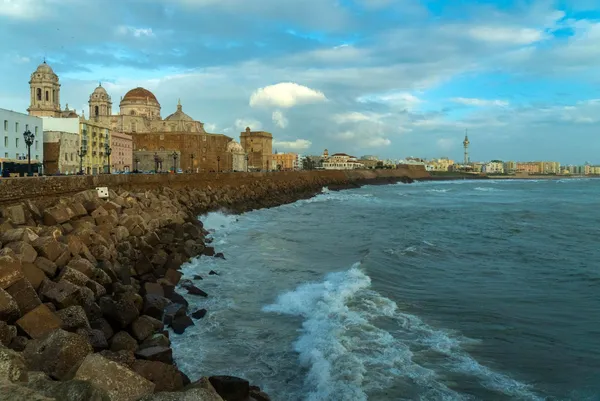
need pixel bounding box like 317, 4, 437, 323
245, 154, 249, 172
216, 156, 220, 174
134, 156, 139, 173
23, 129, 35, 176
190, 153, 195, 173
171, 151, 178, 173
154, 152, 160, 172
77, 147, 87, 175
104, 143, 112, 174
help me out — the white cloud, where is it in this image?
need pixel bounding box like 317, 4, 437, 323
116, 26, 155, 37
333, 130, 391, 148
332, 111, 388, 124
273, 139, 312, 150
466, 26, 545, 45
249, 82, 327, 108
356, 92, 421, 110
272, 110, 288, 128
451, 97, 510, 107
204, 122, 218, 132
234, 118, 262, 131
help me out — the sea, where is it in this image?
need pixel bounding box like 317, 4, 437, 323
171, 178, 600, 401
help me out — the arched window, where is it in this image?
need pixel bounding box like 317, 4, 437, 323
53, 90, 56, 102
130, 110, 136, 116
45, 91, 49, 101
94, 106, 99, 116
131, 122, 136, 132
36, 89, 41, 101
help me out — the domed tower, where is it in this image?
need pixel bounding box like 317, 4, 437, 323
28, 60, 61, 117
88, 83, 112, 118
323, 149, 329, 159
463, 129, 470, 165
119, 87, 161, 120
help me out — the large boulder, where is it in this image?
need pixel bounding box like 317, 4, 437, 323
134, 346, 173, 365
208, 376, 250, 401
20, 263, 45, 290
99, 296, 140, 328
32, 237, 68, 263
34, 257, 57, 277
130, 315, 163, 342
3, 242, 37, 264
56, 305, 91, 331
26, 371, 111, 401
3, 205, 27, 225
0, 288, 20, 322
0, 256, 24, 289
0, 322, 17, 346
5, 278, 41, 315
1, 228, 39, 244
40, 279, 83, 309
43, 205, 72, 226
75, 353, 155, 401
131, 360, 184, 392
15, 304, 62, 339
0, 382, 53, 401
0, 346, 28, 383
110, 331, 138, 353
23, 329, 93, 380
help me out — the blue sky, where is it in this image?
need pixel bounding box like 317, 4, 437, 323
1, 0, 599, 164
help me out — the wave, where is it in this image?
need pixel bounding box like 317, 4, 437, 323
263, 264, 543, 401
294, 187, 377, 206
474, 187, 501, 192
426, 188, 451, 193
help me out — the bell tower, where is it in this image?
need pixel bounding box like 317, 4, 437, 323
28, 60, 61, 117
88, 82, 112, 118
463, 129, 470, 165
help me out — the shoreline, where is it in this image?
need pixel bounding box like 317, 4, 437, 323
0, 171, 423, 400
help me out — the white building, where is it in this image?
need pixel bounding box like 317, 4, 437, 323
322, 153, 364, 170
483, 161, 504, 174
1, 108, 44, 175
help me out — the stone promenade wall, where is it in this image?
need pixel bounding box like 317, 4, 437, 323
0, 167, 429, 205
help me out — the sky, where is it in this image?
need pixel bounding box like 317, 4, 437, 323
1, 0, 599, 164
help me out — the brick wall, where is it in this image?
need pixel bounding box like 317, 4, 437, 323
0, 166, 429, 205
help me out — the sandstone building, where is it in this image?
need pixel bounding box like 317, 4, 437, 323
240, 127, 273, 171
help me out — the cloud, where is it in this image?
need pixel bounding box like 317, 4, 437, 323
271, 110, 288, 128
249, 82, 327, 108
234, 118, 262, 131
116, 26, 155, 38
451, 98, 510, 107
273, 139, 312, 150
332, 111, 388, 124
466, 26, 546, 45
204, 122, 218, 132
356, 92, 421, 110
333, 130, 391, 148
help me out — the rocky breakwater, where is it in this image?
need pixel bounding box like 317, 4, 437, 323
0, 184, 278, 401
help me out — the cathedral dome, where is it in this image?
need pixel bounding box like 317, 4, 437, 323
122, 87, 159, 105
227, 140, 245, 153
164, 100, 193, 122
90, 84, 110, 100
35, 61, 55, 75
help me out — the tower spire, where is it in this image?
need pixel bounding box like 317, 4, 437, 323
463, 129, 470, 165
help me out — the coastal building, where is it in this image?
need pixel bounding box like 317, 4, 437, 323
503, 161, 517, 174
358, 158, 378, 169
0, 108, 43, 175
110, 131, 133, 173
322, 153, 364, 170
426, 157, 454, 172
516, 162, 540, 174
80, 118, 111, 175
42, 117, 80, 174
240, 127, 273, 171
483, 161, 504, 174
272, 152, 298, 171
361, 155, 379, 161
227, 140, 248, 172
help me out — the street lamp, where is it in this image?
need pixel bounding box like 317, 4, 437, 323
216, 156, 220, 173
171, 151, 178, 173
23, 129, 35, 175
245, 154, 249, 172
134, 156, 140, 173
77, 147, 87, 175
154, 152, 160, 172
104, 143, 112, 174
190, 153, 195, 173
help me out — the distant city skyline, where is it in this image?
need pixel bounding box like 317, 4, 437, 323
1, 0, 599, 164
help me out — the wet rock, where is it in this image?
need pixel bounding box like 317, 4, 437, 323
168, 291, 188, 308
209, 270, 219, 276
142, 294, 171, 321
191, 309, 207, 319
214, 253, 225, 260
164, 269, 182, 286
75, 353, 155, 401
144, 282, 164, 297
170, 315, 194, 335
131, 315, 164, 342
132, 360, 184, 392
6, 278, 41, 315
56, 305, 90, 331
110, 331, 138, 353
187, 285, 208, 297
0, 345, 28, 382
208, 376, 250, 401
140, 333, 170, 350
203, 247, 215, 257
41, 279, 82, 309
134, 346, 173, 365
163, 303, 187, 326
16, 304, 62, 339
0, 256, 24, 289
193, 275, 203, 280
250, 388, 271, 401
23, 329, 93, 380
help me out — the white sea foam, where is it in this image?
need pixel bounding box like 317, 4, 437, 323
474, 187, 500, 192
264, 264, 544, 401
426, 188, 451, 193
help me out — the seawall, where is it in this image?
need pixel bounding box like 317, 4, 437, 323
0, 167, 429, 207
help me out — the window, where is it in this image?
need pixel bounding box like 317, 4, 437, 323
4, 153, 7, 158
35, 126, 38, 135
35, 155, 39, 160
3, 120, 7, 131
36, 88, 41, 101
45, 91, 49, 101
94, 106, 99, 116
15, 122, 18, 132
15, 138, 19, 147
3, 137, 7, 147
65, 153, 68, 161
35, 140, 38, 150
25, 124, 28, 131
